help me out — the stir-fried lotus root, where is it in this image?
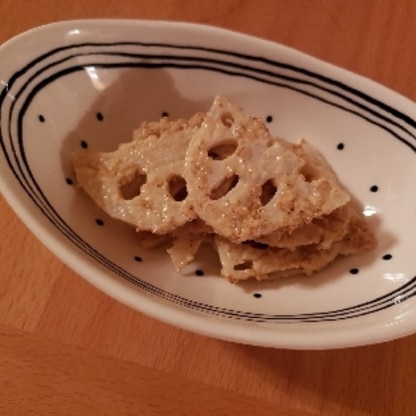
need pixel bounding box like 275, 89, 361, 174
214, 203, 376, 282
257, 204, 352, 250
74, 114, 203, 234
73, 96, 376, 282
184, 96, 350, 243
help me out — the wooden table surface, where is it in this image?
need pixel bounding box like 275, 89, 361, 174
1, 1, 415, 415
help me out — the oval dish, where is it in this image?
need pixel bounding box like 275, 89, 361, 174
0, 19, 415, 349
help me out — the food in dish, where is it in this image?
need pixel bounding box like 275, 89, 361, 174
73, 96, 376, 282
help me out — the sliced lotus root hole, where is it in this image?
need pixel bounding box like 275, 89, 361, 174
300, 163, 320, 182
209, 174, 239, 200
220, 111, 235, 128
119, 170, 147, 200
168, 175, 188, 201
207, 139, 238, 160
260, 179, 277, 205
234, 260, 253, 271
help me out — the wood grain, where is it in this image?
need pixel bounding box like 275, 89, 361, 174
0, 325, 307, 416
1, 1, 415, 415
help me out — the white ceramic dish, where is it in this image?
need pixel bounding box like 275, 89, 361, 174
0, 19, 415, 349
